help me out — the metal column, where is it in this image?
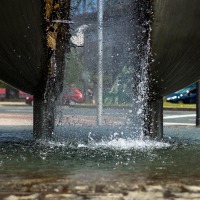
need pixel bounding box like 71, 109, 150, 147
151, 98, 163, 139
196, 81, 200, 126
145, 98, 163, 139
33, 94, 55, 139
97, 0, 103, 126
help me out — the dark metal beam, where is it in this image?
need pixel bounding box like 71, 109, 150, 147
145, 98, 163, 139
196, 81, 200, 127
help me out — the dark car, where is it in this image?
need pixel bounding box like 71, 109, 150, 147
165, 85, 196, 104
25, 88, 85, 106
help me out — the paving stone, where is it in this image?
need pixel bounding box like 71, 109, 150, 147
4, 193, 40, 200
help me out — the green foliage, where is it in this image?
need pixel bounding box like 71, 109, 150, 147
0, 81, 6, 87
163, 101, 196, 109
104, 66, 132, 104
64, 48, 83, 88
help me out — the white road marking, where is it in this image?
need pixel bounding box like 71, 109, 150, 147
164, 114, 196, 119
164, 122, 195, 126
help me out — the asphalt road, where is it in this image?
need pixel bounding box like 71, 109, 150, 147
0, 105, 197, 127
164, 110, 196, 126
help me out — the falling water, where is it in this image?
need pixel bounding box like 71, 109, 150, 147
51, 0, 157, 145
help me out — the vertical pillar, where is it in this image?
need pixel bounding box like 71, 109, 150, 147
97, 0, 103, 126
151, 98, 163, 139
33, 94, 55, 139
32, 0, 71, 139
145, 98, 163, 139
196, 81, 200, 127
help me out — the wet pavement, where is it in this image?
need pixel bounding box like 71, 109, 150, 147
1, 102, 200, 199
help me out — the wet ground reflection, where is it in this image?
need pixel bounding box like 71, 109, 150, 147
1, 105, 200, 198
0, 126, 200, 183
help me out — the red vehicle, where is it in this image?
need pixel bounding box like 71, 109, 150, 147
25, 95, 34, 106
25, 88, 85, 106
62, 88, 85, 105
0, 88, 6, 99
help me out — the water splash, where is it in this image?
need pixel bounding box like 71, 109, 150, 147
78, 138, 170, 151
37, 129, 170, 153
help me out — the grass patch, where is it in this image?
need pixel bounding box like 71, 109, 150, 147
163, 102, 196, 109
79, 102, 196, 109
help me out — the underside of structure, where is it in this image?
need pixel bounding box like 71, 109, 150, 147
150, 0, 200, 97
0, 0, 70, 138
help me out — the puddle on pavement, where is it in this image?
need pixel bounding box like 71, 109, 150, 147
0, 124, 200, 200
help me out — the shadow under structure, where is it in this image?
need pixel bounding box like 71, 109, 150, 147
0, 0, 71, 138
0, 0, 200, 138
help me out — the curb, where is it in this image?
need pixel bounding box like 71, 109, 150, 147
0, 102, 27, 106
0, 101, 196, 111
163, 107, 195, 111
